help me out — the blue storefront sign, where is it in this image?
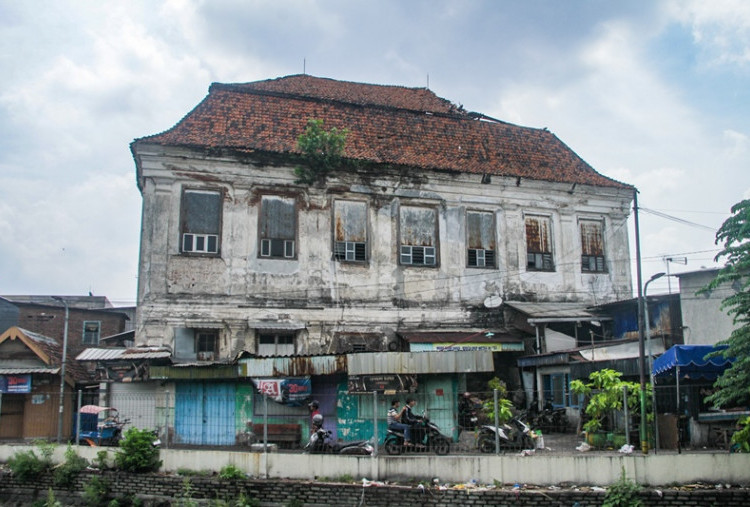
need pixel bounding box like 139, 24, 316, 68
0, 374, 32, 393
252, 377, 311, 406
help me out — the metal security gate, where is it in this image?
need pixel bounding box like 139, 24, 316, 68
109, 383, 158, 432
175, 382, 236, 445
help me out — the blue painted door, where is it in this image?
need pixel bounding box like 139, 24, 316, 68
175, 382, 236, 445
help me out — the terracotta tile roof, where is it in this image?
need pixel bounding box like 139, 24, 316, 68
134, 74, 632, 189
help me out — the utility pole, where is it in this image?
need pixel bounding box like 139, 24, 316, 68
633, 191, 648, 454
52, 297, 69, 443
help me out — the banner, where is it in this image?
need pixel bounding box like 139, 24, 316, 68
347, 374, 417, 394
0, 374, 32, 393
252, 377, 311, 406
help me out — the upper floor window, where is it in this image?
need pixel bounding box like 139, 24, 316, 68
525, 215, 554, 271
174, 327, 218, 361
259, 196, 296, 259
257, 332, 295, 356
180, 189, 222, 255
333, 200, 367, 262
467, 211, 496, 268
580, 219, 607, 273
82, 321, 100, 345
399, 206, 437, 266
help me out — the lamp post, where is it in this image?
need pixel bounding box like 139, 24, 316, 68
52, 296, 69, 443
644, 272, 665, 452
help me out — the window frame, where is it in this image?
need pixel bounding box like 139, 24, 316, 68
542, 372, 579, 408
82, 321, 101, 345
258, 195, 297, 260
180, 188, 223, 256
579, 218, 607, 273
398, 205, 439, 267
333, 200, 368, 263
257, 332, 296, 356
525, 214, 555, 272
466, 210, 497, 269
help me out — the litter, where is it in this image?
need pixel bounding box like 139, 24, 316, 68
575, 442, 591, 452
618, 444, 634, 454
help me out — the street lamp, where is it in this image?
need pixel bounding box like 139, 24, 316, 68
52, 296, 69, 443
637, 272, 665, 454
644, 272, 665, 451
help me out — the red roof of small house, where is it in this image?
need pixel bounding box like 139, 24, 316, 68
133, 74, 632, 190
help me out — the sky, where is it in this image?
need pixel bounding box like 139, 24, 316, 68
1, 0, 748, 306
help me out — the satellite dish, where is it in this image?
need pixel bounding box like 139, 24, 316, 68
483, 295, 503, 308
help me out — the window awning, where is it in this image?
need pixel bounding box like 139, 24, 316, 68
653, 344, 733, 381
400, 330, 525, 352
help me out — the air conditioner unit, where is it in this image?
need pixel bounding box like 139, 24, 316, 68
197, 351, 215, 361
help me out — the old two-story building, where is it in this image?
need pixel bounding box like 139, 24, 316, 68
129, 75, 634, 446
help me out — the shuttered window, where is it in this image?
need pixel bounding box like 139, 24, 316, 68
467, 211, 496, 268
259, 196, 296, 259
333, 200, 367, 262
181, 189, 222, 255
525, 215, 554, 271
399, 206, 438, 266
580, 220, 607, 273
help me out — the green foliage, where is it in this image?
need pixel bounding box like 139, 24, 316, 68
482, 377, 514, 424
7, 449, 48, 482
35, 440, 56, 465
603, 468, 642, 507
700, 199, 750, 408
285, 499, 303, 507
53, 444, 89, 487
95, 450, 111, 470
731, 416, 750, 453
219, 464, 246, 480
177, 467, 211, 476
294, 118, 349, 185
336, 473, 354, 483
571, 369, 649, 434
82, 476, 111, 507
114, 427, 161, 473
37, 488, 62, 507
234, 492, 261, 507
176, 478, 198, 507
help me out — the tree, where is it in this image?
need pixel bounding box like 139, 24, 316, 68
294, 119, 349, 185
702, 198, 750, 408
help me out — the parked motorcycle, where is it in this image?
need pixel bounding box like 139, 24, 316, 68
530, 401, 569, 433
384, 415, 452, 455
476, 414, 536, 453
304, 427, 374, 455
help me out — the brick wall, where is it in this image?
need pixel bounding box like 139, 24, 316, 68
1, 470, 749, 506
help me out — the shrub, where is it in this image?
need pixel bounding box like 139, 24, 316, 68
219, 464, 246, 480
7, 449, 47, 482
82, 475, 110, 507
114, 427, 161, 472
603, 468, 642, 507
53, 444, 89, 487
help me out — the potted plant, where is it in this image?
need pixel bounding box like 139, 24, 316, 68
571, 369, 649, 448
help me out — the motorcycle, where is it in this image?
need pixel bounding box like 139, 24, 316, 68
384, 415, 452, 455
476, 414, 536, 453
304, 427, 374, 455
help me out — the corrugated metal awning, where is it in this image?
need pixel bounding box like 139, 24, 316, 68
347, 350, 494, 375
76, 347, 172, 361
505, 301, 609, 323
239, 355, 347, 377
517, 352, 570, 368
0, 367, 61, 375
150, 364, 239, 379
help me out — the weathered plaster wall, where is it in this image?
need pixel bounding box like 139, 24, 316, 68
679, 270, 739, 345
134, 145, 633, 355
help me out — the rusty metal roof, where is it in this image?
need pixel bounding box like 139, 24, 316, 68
347, 350, 494, 375
76, 347, 172, 361
239, 354, 347, 377
0, 367, 61, 375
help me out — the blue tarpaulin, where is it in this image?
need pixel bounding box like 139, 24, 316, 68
652, 344, 733, 380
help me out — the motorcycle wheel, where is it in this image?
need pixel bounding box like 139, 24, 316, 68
522, 435, 536, 450
384, 438, 402, 455
432, 436, 450, 455
478, 436, 496, 453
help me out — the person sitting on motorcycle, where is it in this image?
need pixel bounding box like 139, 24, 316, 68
387, 399, 413, 446
458, 392, 477, 431
402, 397, 425, 447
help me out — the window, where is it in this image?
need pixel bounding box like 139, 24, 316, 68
542, 373, 579, 408
174, 328, 218, 360
82, 321, 100, 345
399, 206, 438, 266
259, 196, 296, 259
580, 219, 607, 273
257, 332, 295, 356
180, 189, 222, 254
333, 200, 367, 262
467, 211, 496, 268
525, 215, 554, 271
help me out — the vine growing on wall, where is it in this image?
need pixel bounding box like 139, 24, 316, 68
294, 119, 350, 185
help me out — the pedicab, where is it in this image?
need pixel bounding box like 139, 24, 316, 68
77, 405, 130, 446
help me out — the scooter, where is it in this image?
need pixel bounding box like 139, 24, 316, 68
477, 414, 536, 453
304, 426, 374, 455
383, 415, 452, 455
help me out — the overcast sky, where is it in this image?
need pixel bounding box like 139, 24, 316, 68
1, 0, 748, 306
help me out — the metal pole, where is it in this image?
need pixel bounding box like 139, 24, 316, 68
644, 272, 665, 453
676, 366, 681, 454
164, 391, 170, 449
53, 297, 70, 444
76, 390, 82, 446
372, 391, 378, 458
623, 385, 629, 446
633, 191, 648, 454
493, 389, 500, 455
263, 394, 269, 478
